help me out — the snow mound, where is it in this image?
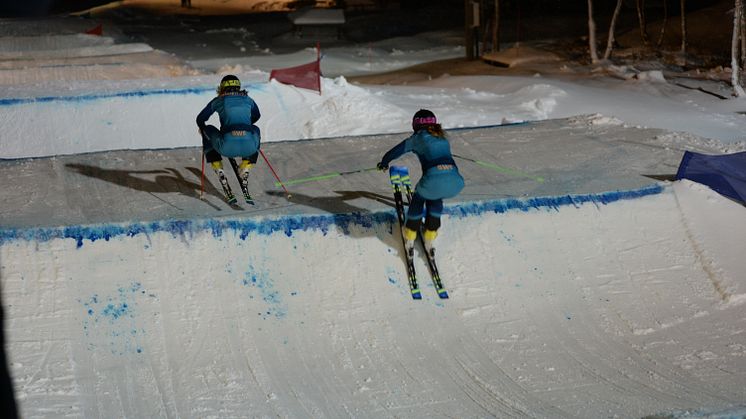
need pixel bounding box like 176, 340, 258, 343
568, 113, 625, 127
512, 84, 566, 119
653, 131, 746, 154
635, 70, 667, 83
269, 76, 408, 139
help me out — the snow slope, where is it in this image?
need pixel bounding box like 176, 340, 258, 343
2, 182, 745, 418
0, 11, 745, 419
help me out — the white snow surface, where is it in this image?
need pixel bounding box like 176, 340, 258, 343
2, 31, 746, 158
1, 13, 745, 419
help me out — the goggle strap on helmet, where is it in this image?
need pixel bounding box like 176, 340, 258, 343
413, 116, 437, 125
218, 79, 241, 92
413, 116, 437, 130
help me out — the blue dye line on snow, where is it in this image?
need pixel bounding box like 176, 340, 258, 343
447, 184, 664, 219
0, 184, 665, 247
0, 83, 268, 106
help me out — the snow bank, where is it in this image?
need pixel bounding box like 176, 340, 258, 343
0, 76, 411, 159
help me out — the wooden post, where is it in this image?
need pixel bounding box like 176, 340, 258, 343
492, 0, 500, 52
465, 0, 474, 60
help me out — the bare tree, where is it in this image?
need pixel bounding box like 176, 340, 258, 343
587, 0, 599, 63
492, 0, 500, 52
480, 0, 500, 52
637, 0, 650, 46
741, 2, 746, 65
732, 0, 745, 96
656, 0, 669, 47
680, 0, 687, 54
604, 0, 624, 60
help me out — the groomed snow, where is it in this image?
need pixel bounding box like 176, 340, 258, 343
1, 31, 746, 159
0, 10, 745, 419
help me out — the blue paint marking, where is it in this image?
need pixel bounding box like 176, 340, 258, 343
385, 267, 399, 287
79, 281, 154, 355
0, 185, 666, 247
0, 83, 268, 107
241, 264, 287, 319
0, 87, 210, 106
102, 302, 130, 320
446, 184, 664, 219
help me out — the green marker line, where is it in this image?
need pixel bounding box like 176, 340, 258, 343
453, 154, 545, 183
277, 173, 341, 187
275, 167, 378, 187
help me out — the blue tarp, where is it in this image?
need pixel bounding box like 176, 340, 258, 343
675, 150, 746, 204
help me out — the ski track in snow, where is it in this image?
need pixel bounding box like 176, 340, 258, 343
2, 13, 746, 419
2, 183, 746, 418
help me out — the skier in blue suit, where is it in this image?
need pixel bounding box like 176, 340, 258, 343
377, 109, 465, 254
197, 74, 261, 186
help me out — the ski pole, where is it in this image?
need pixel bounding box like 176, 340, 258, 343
275, 167, 378, 187
200, 150, 205, 199
453, 153, 545, 183
259, 149, 292, 198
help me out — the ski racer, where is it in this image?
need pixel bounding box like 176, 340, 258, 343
377, 109, 465, 254
197, 74, 261, 189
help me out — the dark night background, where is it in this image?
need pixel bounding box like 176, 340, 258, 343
0, 0, 732, 61
0, 0, 725, 17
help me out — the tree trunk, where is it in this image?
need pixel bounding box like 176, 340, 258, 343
637, 0, 650, 46
587, 0, 599, 63
656, 0, 668, 47
741, 3, 746, 66
732, 0, 745, 96
604, 0, 624, 60
680, 0, 687, 54
492, 0, 500, 52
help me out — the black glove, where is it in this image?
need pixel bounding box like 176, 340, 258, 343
376, 161, 388, 171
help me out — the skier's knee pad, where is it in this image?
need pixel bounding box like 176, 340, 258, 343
424, 215, 441, 232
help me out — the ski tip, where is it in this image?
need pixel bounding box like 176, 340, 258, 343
411, 290, 422, 300
438, 290, 449, 299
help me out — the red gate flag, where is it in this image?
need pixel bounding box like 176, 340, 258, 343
269, 45, 321, 94
85, 24, 103, 36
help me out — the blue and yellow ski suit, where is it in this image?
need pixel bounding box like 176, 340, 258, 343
380, 129, 464, 230
196, 90, 261, 162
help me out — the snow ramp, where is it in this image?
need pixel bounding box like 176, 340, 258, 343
1, 180, 746, 418
1, 117, 745, 418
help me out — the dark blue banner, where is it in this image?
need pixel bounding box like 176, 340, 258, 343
675, 151, 746, 204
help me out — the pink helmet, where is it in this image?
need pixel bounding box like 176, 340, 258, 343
412, 109, 437, 131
